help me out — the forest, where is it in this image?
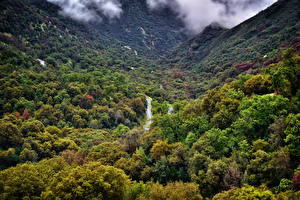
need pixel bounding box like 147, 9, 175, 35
0, 0, 300, 199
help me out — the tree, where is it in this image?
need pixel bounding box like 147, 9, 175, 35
284, 113, 300, 157
20, 119, 45, 136
35, 104, 63, 126
0, 157, 67, 200
0, 121, 22, 149
142, 182, 203, 200
232, 94, 290, 139
130, 97, 145, 115
149, 141, 189, 183
22, 108, 30, 120
244, 74, 272, 95
42, 162, 130, 200
292, 171, 300, 190
244, 150, 272, 186
52, 138, 80, 153
114, 149, 147, 180
150, 140, 172, 161
88, 142, 128, 165
192, 158, 230, 197
212, 185, 276, 200
19, 148, 38, 162
191, 128, 233, 159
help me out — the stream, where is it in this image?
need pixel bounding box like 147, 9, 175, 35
168, 105, 174, 115
144, 96, 153, 131
143, 96, 174, 131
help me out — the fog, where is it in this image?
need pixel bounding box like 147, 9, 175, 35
147, 0, 277, 33
47, 0, 277, 33
47, 0, 122, 22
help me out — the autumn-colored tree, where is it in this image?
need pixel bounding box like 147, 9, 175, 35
22, 108, 30, 120
15, 112, 20, 120
61, 150, 86, 166
292, 171, 300, 190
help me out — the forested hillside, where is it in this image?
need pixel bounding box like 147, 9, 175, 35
29, 0, 188, 57
0, 0, 300, 199
165, 0, 300, 92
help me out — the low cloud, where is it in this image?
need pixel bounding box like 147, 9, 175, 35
47, 0, 122, 22
147, 0, 277, 33
47, 0, 277, 33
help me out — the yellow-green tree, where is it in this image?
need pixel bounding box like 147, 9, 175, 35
42, 162, 130, 200
212, 185, 276, 200
0, 157, 67, 200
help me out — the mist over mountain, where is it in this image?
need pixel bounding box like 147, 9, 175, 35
47, 0, 123, 22
47, 0, 277, 33
147, 0, 277, 33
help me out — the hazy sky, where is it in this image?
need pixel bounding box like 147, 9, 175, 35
47, 0, 277, 33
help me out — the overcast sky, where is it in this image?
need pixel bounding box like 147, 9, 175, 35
47, 0, 277, 33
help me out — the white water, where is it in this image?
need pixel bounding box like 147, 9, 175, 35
37, 59, 46, 67
168, 105, 174, 115
144, 96, 153, 131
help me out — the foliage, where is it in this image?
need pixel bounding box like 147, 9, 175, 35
140, 182, 203, 200
212, 185, 277, 200
42, 162, 130, 200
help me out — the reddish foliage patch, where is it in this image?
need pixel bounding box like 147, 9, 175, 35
235, 63, 255, 71
292, 171, 300, 190
61, 150, 86, 165
264, 58, 280, 66
22, 108, 30, 120
85, 94, 95, 101
15, 112, 21, 120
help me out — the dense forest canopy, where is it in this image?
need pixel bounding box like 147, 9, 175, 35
0, 0, 299, 199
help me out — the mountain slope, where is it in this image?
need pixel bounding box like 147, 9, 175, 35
165, 0, 300, 91
30, 0, 188, 57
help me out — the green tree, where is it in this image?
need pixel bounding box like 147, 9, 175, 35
284, 113, 300, 157
232, 94, 290, 139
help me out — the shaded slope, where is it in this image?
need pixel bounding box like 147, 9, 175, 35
29, 0, 188, 57
165, 0, 300, 91
0, 0, 148, 68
